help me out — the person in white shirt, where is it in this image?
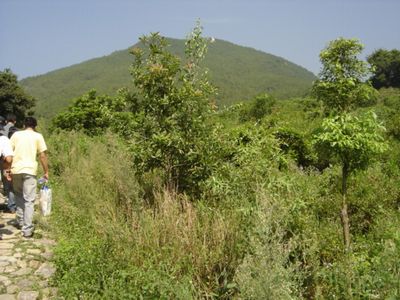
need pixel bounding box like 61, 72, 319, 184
1, 113, 17, 212
0, 132, 13, 171
0, 132, 13, 239
0, 134, 13, 175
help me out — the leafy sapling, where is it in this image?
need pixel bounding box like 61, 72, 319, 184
313, 38, 387, 251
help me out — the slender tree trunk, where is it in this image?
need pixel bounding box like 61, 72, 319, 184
165, 157, 176, 194
341, 161, 353, 298
341, 162, 351, 252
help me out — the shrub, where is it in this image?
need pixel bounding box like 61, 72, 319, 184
234, 190, 304, 300
51, 88, 134, 136
239, 93, 276, 122
274, 128, 314, 168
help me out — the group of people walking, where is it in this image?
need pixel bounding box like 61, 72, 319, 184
0, 114, 48, 238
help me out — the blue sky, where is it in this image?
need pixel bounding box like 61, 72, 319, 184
1, 0, 399, 79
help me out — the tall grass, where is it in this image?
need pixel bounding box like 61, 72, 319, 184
47, 129, 400, 299
234, 188, 305, 300
48, 131, 246, 298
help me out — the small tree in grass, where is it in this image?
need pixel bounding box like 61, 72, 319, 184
314, 112, 387, 250
130, 22, 217, 194
313, 38, 387, 251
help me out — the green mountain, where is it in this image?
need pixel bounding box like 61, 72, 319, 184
20, 38, 316, 118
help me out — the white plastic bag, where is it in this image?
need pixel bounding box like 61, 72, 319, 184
39, 185, 52, 216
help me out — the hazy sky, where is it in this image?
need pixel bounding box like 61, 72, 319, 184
1, 0, 399, 79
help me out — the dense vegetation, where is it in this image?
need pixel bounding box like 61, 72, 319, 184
20, 38, 315, 118
3, 24, 399, 299
47, 90, 400, 299
0, 69, 35, 125
367, 48, 400, 89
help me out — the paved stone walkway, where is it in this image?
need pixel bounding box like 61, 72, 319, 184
0, 195, 58, 300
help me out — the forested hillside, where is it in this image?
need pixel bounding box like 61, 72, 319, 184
20, 38, 315, 118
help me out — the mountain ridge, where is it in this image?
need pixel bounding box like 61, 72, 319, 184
20, 38, 316, 118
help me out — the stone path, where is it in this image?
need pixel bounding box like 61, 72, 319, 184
0, 195, 58, 300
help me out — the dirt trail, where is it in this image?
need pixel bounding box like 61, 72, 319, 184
0, 194, 58, 300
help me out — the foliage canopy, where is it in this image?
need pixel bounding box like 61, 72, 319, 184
239, 93, 276, 123
312, 38, 376, 113
367, 48, 400, 89
0, 68, 35, 124
314, 112, 387, 172
51, 88, 135, 136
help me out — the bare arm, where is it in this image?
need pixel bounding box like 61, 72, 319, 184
3, 155, 12, 165
2, 156, 12, 181
39, 151, 49, 180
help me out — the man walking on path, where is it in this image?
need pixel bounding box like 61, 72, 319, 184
4, 113, 18, 138
0, 115, 5, 135
10, 117, 48, 238
0, 130, 13, 183
1, 113, 18, 212
0, 130, 13, 239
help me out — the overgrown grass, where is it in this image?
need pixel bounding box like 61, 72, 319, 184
48, 132, 247, 298
47, 91, 400, 299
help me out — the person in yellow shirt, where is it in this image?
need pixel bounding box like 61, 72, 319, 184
10, 117, 49, 238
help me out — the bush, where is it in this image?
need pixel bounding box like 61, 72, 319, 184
274, 128, 314, 168
51, 89, 134, 136
239, 93, 276, 123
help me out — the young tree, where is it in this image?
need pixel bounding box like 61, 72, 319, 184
129, 23, 217, 194
314, 113, 387, 250
367, 48, 400, 89
0, 69, 35, 123
313, 38, 387, 251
